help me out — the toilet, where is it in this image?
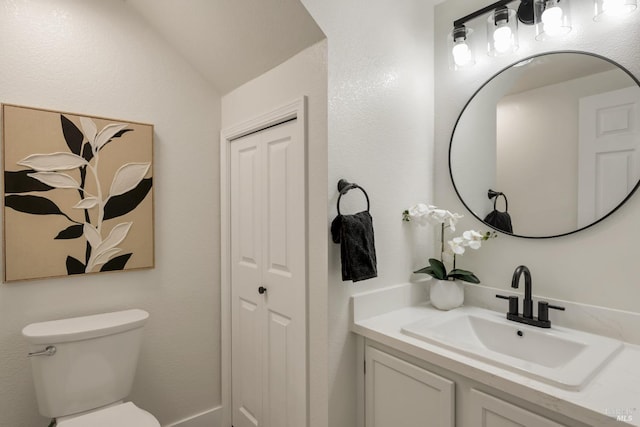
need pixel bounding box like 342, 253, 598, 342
22, 309, 160, 426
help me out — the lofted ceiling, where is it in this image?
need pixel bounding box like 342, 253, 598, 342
126, 0, 325, 95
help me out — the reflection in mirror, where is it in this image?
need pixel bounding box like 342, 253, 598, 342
449, 52, 640, 238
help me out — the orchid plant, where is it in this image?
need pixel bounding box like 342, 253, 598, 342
402, 203, 496, 284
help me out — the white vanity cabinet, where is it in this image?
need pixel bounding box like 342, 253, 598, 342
364, 342, 588, 427
469, 389, 565, 427
365, 345, 454, 427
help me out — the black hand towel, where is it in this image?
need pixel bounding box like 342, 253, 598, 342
483, 209, 513, 233
331, 211, 377, 282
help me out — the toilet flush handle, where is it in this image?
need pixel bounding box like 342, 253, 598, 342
28, 345, 56, 357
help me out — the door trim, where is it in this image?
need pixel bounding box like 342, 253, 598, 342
220, 97, 307, 427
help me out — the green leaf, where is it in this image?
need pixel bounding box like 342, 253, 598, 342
449, 269, 480, 284
428, 258, 447, 279
414, 266, 435, 275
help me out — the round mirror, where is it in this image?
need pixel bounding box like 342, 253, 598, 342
449, 51, 640, 238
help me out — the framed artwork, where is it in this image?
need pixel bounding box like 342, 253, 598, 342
2, 104, 154, 282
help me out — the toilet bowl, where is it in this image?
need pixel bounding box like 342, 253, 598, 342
56, 402, 158, 427
22, 309, 160, 426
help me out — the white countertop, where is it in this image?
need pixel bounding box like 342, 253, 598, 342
351, 283, 640, 427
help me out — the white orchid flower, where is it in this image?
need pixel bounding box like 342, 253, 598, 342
407, 203, 433, 225
448, 237, 466, 255
446, 211, 464, 231
406, 203, 464, 230
462, 230, 484, 249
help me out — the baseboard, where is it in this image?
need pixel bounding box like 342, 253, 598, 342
164, 406, 221, 427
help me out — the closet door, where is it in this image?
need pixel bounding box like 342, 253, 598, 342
231, 131, 264, 427
230, 119, 307, 427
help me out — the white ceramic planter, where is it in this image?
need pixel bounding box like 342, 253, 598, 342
429, 279, 464, 310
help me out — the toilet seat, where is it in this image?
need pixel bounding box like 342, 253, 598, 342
56, 402, 159, 427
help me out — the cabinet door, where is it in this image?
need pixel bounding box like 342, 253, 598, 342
365, 346, 455, 427
469, 389, 564, 427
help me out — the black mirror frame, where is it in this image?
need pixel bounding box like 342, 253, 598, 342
448, 50, 640, 239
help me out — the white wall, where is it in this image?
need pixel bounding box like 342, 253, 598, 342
221, 39, 328, 427
435, 1, 640, 309
300, 2, 436, 426
0, 1, 221, 426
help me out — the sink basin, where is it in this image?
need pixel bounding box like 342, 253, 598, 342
401, 306, 622, 390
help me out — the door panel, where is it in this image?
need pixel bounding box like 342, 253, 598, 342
236, 299, 261, 427
231, 119, 306, 427
578, 86, 640, 226
232, 133, 263, 427
266, 310, 291, 427
237, 145, 260, 266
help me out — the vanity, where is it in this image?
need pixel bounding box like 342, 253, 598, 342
360, 4, 640, 424
351, 282, 640, 427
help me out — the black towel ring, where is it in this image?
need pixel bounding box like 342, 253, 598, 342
337, 179, 370, 215
488, 189, 508, 212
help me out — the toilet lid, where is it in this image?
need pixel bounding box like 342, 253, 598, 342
57, 402, 159, 427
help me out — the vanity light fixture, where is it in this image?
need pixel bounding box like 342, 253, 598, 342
450, 0, 573, 70
594, 0, 638, 20
487, 6, 519, 56
534, 0, 572, 40
449, 25, 475, 69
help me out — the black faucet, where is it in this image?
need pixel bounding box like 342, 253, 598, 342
512, 265, 533, 318
496, 265, 565, 328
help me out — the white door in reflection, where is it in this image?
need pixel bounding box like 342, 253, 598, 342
578, 86, 640, 227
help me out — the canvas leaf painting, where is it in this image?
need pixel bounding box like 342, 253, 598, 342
2, 104, 154, 282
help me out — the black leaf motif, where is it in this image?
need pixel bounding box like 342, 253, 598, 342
66, 256, 85, 275
100, 253, 132, 272
6, 194, 64, 216
61, 115, 84, 156
5, 170, 53, 193
82, 143, 94, 162
55, 224, 84, 240
103, 178, 152, 220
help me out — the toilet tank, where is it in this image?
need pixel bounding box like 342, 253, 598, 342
22, 309, 149, 419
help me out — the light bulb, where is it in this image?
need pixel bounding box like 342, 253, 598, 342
541, 6, 564, 36
603, 0, 636, 15
452, 41, 472, 67
493, 25, 513, 54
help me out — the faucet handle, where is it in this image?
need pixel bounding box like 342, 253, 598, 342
537, 301, 565, 322
496, 294, 519, 315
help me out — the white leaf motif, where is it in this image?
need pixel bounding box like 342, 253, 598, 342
85, 222, 132, 272
74, 197, 98, 209
28, 172, 79, 189
18, 152, 88, 171
93, 247, 122, 267
80, 117, 97, 145
83, 224, 101, 249
96, 222, 132, 255
94, 123, 129, 151
109, 163, 150, 197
